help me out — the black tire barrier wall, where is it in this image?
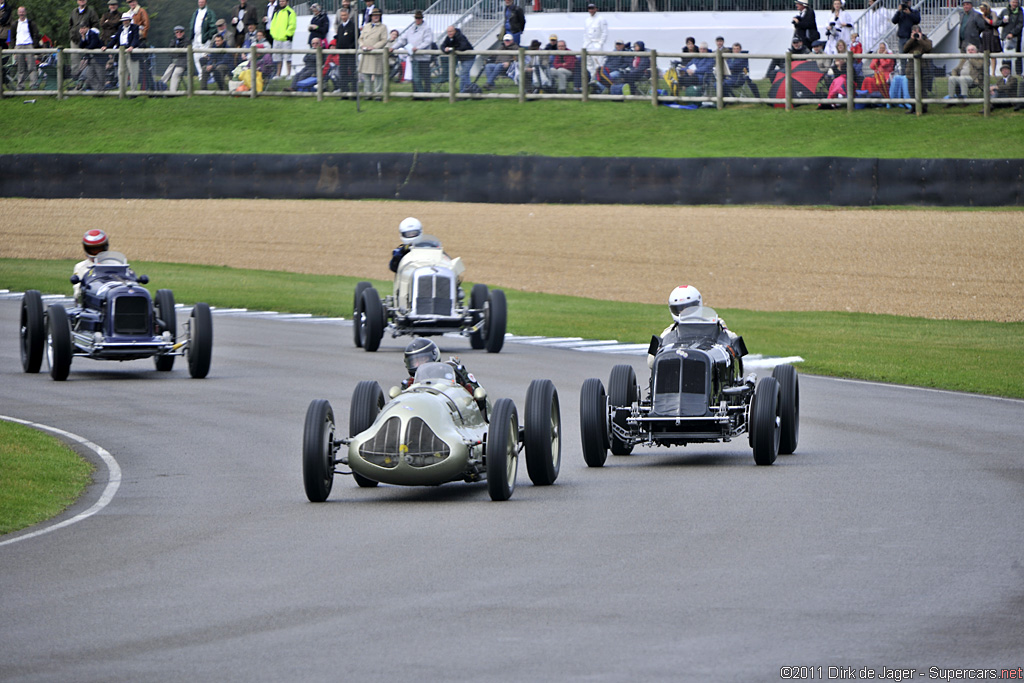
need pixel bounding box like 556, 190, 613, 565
3, 154, 1022, 206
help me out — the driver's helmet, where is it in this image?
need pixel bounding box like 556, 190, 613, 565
82, 229, 109, 257
399, 217, 423, 244
404, 338, 440, 376
669, 285, 702, 323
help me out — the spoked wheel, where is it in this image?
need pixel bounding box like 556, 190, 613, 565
484, 289, 507, 354
187, 303, 213, 379
579, 377, 609, 467
487, 398, 519, 501
349, 380, 384, 488
352, 281, 371, 348
360, 287, 385, 353
772, 364, 800, 455
751, 376, 780, 466
154, 289, 176, 372
524, 379, 561, 486
468, 283, 489, 350
608, 364, 638, 456
45, 304, 73, 381
303, 399, 337, 502
20, 290, 44, 373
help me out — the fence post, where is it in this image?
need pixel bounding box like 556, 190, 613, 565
847, 51, 855, 112
118, 46, 127, 99
0, 48, 4, 99
518, 47, 526, 103
581, 48, 589, 102
316, 44, 324, 101
251, 45, 257, 99
650, 48, 658, 108
912, 54, 922, 115
187, 44, 194, 97
57, 49, 65, 99
715, 50, 723, 109
982, 50, 990, 117
448, 51, 456, 103
784, 52, 792, 111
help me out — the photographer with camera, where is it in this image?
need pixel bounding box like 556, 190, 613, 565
892, 0, 921, 52
902, 24, 933, 108
792, 0, 819, 47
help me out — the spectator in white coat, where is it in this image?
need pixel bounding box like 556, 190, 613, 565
582, 2, 607, 81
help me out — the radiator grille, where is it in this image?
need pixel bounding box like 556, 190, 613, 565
413, 273, 454, 316
404, 418, 451, 467
112, 296, 149, 335
358, 416, 402, 468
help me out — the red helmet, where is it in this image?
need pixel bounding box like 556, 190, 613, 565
82, 229, 109, 256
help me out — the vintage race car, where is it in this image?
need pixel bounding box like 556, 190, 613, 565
19, 252, 213, 381
579, 307, 799, 467
352, 235, 507, 353
302, 363, 561, 502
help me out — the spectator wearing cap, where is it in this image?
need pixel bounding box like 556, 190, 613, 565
190, 0, 218, 77
307, 2, 329, 46
714, 35, 725, 52
161, 24, 188, 92
583, 2, 608, 82
126, 0, 148, 43
358, 6, 387, 94
390, 9, 433, 95
100, 0, 121, 44
959, 0, 985, 51
484, 33, 517, 89
792, 0, 819, 48
103, 11, 141, 91
215, 17, 229, 47
765, 34, 808, 81
603, 39, 630, 85
989, 61, 1023, 108
269, 0, 296, 78
230, 0, 259, 48
70, 0, 100, 47
502, 0, 525, 46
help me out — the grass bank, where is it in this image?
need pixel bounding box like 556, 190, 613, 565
4, 257, 1021, 399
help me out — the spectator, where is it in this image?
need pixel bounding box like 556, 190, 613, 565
1001, 0, 1021, 75
241, 21, 258, 48
358, 6, 386, 94
959, 0, 985, 51
440, 24, 474, 92
13, 6, 39, 89
946, 43, 982, 101
214, 18, 229, 45
978, 3, 1002, 75
792, 0, 819, 47
334, 7, 357, 95
229, 0, 259, 48
582, 2, 608, 81
103, 12, 141, 91
862, 0, 888, 52
70, 0, 99, 48
825, 0, 854, 54
891, 0, 920, 52
988, 61, 1021, 105
902, 25, 933, 95
360, 0, 376, 27
620, 40, 650, 92
190, 0, 217, 79
484, 33, 517, 90
724, 42, 760, 98
766, 35, 808, 82
682, 36, 697, 53
77, 26, 105, 89
868, 40, 894, 90
100, 0, 120, 44
551, 39, 577, 92
286, 35, 319, 89
714, 35, 725, 52
390, 9, 432, 96
809, 39, 827, 73
261, 0, 274, 38
307, 2, 328, 46
253, 29, 274, 81
160, 25, 187, 92
269, 0, 296, 78
602, 39, 630, 87
544, 33, 558, 55
502, 0, 525, 46
126, 0, 147, 42
0, 1, 12, 50
523, 38, 552, 92
202, 32, 232, 89
681, 42, 714, 91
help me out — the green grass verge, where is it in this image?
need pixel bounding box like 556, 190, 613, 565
0, 420, 94, 536
4, 257, 1022, 398
2, 97, 1023, 158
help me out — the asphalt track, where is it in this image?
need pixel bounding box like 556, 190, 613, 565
1, 300, 1023, 682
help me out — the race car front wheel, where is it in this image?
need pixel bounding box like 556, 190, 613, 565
360, 287, 385, 353
45, 304, 73, 382
20, 290, 45, 374
353, 281, 371, 348
303, 399, 336, 502
579, 378, 609, 467
525, 378, 561, 486
608, 364, 638, 456
487, 398, 519, 501
154, 289, 176, 372
349, 380, 384, 488
751, 376, 780, 466
772, 364, 799, 455
187, 303, 213, 379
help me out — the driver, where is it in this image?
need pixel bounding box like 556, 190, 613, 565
648, 285, 739, 367
401, 338, 486, 412
389, 217, 424, 272
73, 229, 110, 303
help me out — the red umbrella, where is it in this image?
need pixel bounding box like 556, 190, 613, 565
768, 60, 824, 107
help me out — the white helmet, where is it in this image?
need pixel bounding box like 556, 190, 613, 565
399, 217, 423, 244
668, 285, 702, 323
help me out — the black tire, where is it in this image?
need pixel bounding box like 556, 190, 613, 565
302, 399, 336, 502
487, 398, 519, 501
352, 281, 371, 348
20, 290, 44, 373
608, 364, 638, 456
46, 304, 72, 381
579, 377, 609, 467
349, 380, 384, 488
468, 283, 489, 350
484, 289, 507, 354
772, 364, 800, 455
524, 379, 561, 486
154, 289, 176, 372
360, 287, 385, 353
187, 303, 213, 379
751, 376, 780, 466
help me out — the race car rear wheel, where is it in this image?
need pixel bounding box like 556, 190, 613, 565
608, 364, 638, 456
45, 304, 73, 382
352, 281, 371, 348
20, 290, 45, 374
468, 283, 489, 350
580, 378, 609, 468
154, 289, 176, 372
484, 289, 507, 354
751, 376, 780, 466
349, 380, 384, 488
360, 287, 385, 353
525, 379, 561, 486
772, 364, 800, 455
303, 399, 336, 502
487, 398, 519, 501
187, 303, 213, 379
